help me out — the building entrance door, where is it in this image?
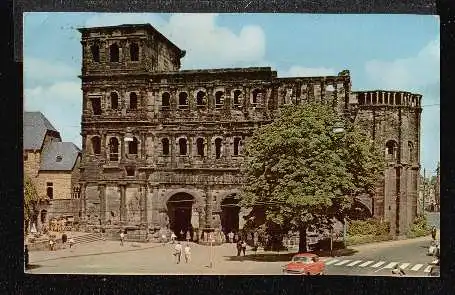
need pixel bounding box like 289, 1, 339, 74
221, 195, 240, 236
167, 193, 194, 240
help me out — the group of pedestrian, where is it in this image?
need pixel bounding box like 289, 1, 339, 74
173, 241, 191, 264
49, 233, 75, 251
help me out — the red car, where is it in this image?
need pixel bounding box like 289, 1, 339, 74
282, 253, 325, 275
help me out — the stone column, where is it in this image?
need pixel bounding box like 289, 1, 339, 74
393, 92, 396, 105
119, 184, 126, 223
387, 92, 391, 105
101, 132, 107, 159
141, 133, 146, 160
99, 184, 106, 225
80, 183, 87, 221
120, 135, 125, 161
141, 184, 148, 225
205, 190, 213, 229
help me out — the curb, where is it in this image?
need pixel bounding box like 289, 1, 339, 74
349, 235, 430, 251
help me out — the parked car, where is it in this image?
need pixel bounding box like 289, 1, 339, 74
282, 253, 325, 275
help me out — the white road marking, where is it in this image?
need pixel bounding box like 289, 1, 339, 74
371, 261, 386, 268
423, 266, 432, 273
334, 260, 351, 266
399, 263, 410, 270
325, 259, 339, 265
347, 260, 363, 267
410, 264, 423, 271
384, 262, 399, 269
359, 261, 374, 267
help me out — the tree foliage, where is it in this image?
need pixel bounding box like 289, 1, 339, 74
240, 103, 384, 252
24, 175, 39, 223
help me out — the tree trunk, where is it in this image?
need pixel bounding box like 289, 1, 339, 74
298, 226, 307, 253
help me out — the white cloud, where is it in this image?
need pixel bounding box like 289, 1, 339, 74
84, 13, 267, 69
24, 80, 82, 147
24, 57, 79, 87
278, 66, 337, 78
364, 38, 440, 91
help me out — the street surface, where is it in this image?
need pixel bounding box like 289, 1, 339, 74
26, 234, 437, 276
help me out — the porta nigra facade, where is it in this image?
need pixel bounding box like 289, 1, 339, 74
77, 24, 421, 241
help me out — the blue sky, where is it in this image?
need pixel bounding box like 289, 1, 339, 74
23, 13, 440, 175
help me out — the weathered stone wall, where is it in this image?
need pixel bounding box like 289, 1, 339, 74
36, 171, 73, 200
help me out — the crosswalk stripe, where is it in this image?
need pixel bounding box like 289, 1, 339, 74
359, 261, 374, 267
335, 260, 351, 266
410, 264, 423, 271
384, 262, 399, 269
325, 259, 339, 265
347, 260, 363, 267
400, 263, 410, 270
423, 266, 432, 273
371, 261, 386, 268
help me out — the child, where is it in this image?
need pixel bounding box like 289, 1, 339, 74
184, 243, 191, 263
69, 237, 75, 249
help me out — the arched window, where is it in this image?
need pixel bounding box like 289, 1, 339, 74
358, 94, 365, 105
385, 140, 398, 161
179, 92, 188, 108
215, 91, 224, 108
129, 92, 138, 110
233, 90, 242, 105
408, 141, 414, 163
215, 138, 222, 159
110, 92, 119, 110
109, 137, 119, 161
162, 92, 170, 107
128, 137, 138, 155
130, 42, 139, 61
196, 138, 204, 156
252, 89, 261, 105
91, 136, 101, 155
109, 43, 119, 62
233, 137, 241, 156
46, 183, 53, 200
179, 138, 187, 155
196, 91, 206, 106
90, 44, 100, 62
162, 138, 170, 155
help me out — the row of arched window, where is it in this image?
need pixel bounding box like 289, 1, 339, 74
89, 135, 243, 161
89, 42, 139, 63
161, 88, 264, 109
89, 92, 139, 115
385, 140, 415, 162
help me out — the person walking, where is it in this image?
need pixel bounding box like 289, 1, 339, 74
241, 240, 247, 256
184, 243, 191, 263
174, 241, 183, 264
236, 240, 242, 256
171, 232, 177, 244
228, 231, 234, 243
392, 265, 406, 276
186, 230, 191, 243
161, 233, 167, 246
120, 231, 125, 246
431, 226, 437, 241
69, 237, 75, 249
49, 239, 55, 251
61, 232, 67, 249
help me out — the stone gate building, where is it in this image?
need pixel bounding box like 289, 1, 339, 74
77, 24, 421, 240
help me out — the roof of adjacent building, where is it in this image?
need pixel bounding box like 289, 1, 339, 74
40, 142, 81, 171
23, 112, 60, 150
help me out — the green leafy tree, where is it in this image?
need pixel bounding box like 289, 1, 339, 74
24, 175, 39, 234
240, 103, 384, 252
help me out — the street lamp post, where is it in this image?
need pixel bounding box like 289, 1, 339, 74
333, 121, 347, 250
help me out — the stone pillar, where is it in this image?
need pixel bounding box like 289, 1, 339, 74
381, 92, 385, 104
393, 92, 396, 105
120, 135, 125, 161
141, 133, 146, 160
205, 190, 213, 229
119, 184, 126, 223
101, 132, 107, 159
141, 184, 148, 225
99, 184, 106, 225
81, 183, 87, 221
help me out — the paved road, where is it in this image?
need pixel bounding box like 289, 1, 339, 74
26, 235, 437, 276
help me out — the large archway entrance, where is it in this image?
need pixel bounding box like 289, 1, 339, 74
221, 194, 240, 237
167, 193, 194, 240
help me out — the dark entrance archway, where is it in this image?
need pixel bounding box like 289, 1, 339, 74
347, 198, 373, 220
221, 194, 240, 237
167, 193, 194, 240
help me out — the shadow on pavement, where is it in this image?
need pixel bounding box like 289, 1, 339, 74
223, 248, 358, 262
313, 248, 358, 257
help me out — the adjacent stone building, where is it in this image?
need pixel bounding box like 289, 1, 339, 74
77, 24, 421, 240
24, 112, 82, 232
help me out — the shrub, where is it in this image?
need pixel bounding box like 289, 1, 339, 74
347, 218, 390, 236
346, 234, 392, 246
406, 215, 430, 238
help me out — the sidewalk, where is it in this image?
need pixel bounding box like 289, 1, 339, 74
349, 235, 431, 251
